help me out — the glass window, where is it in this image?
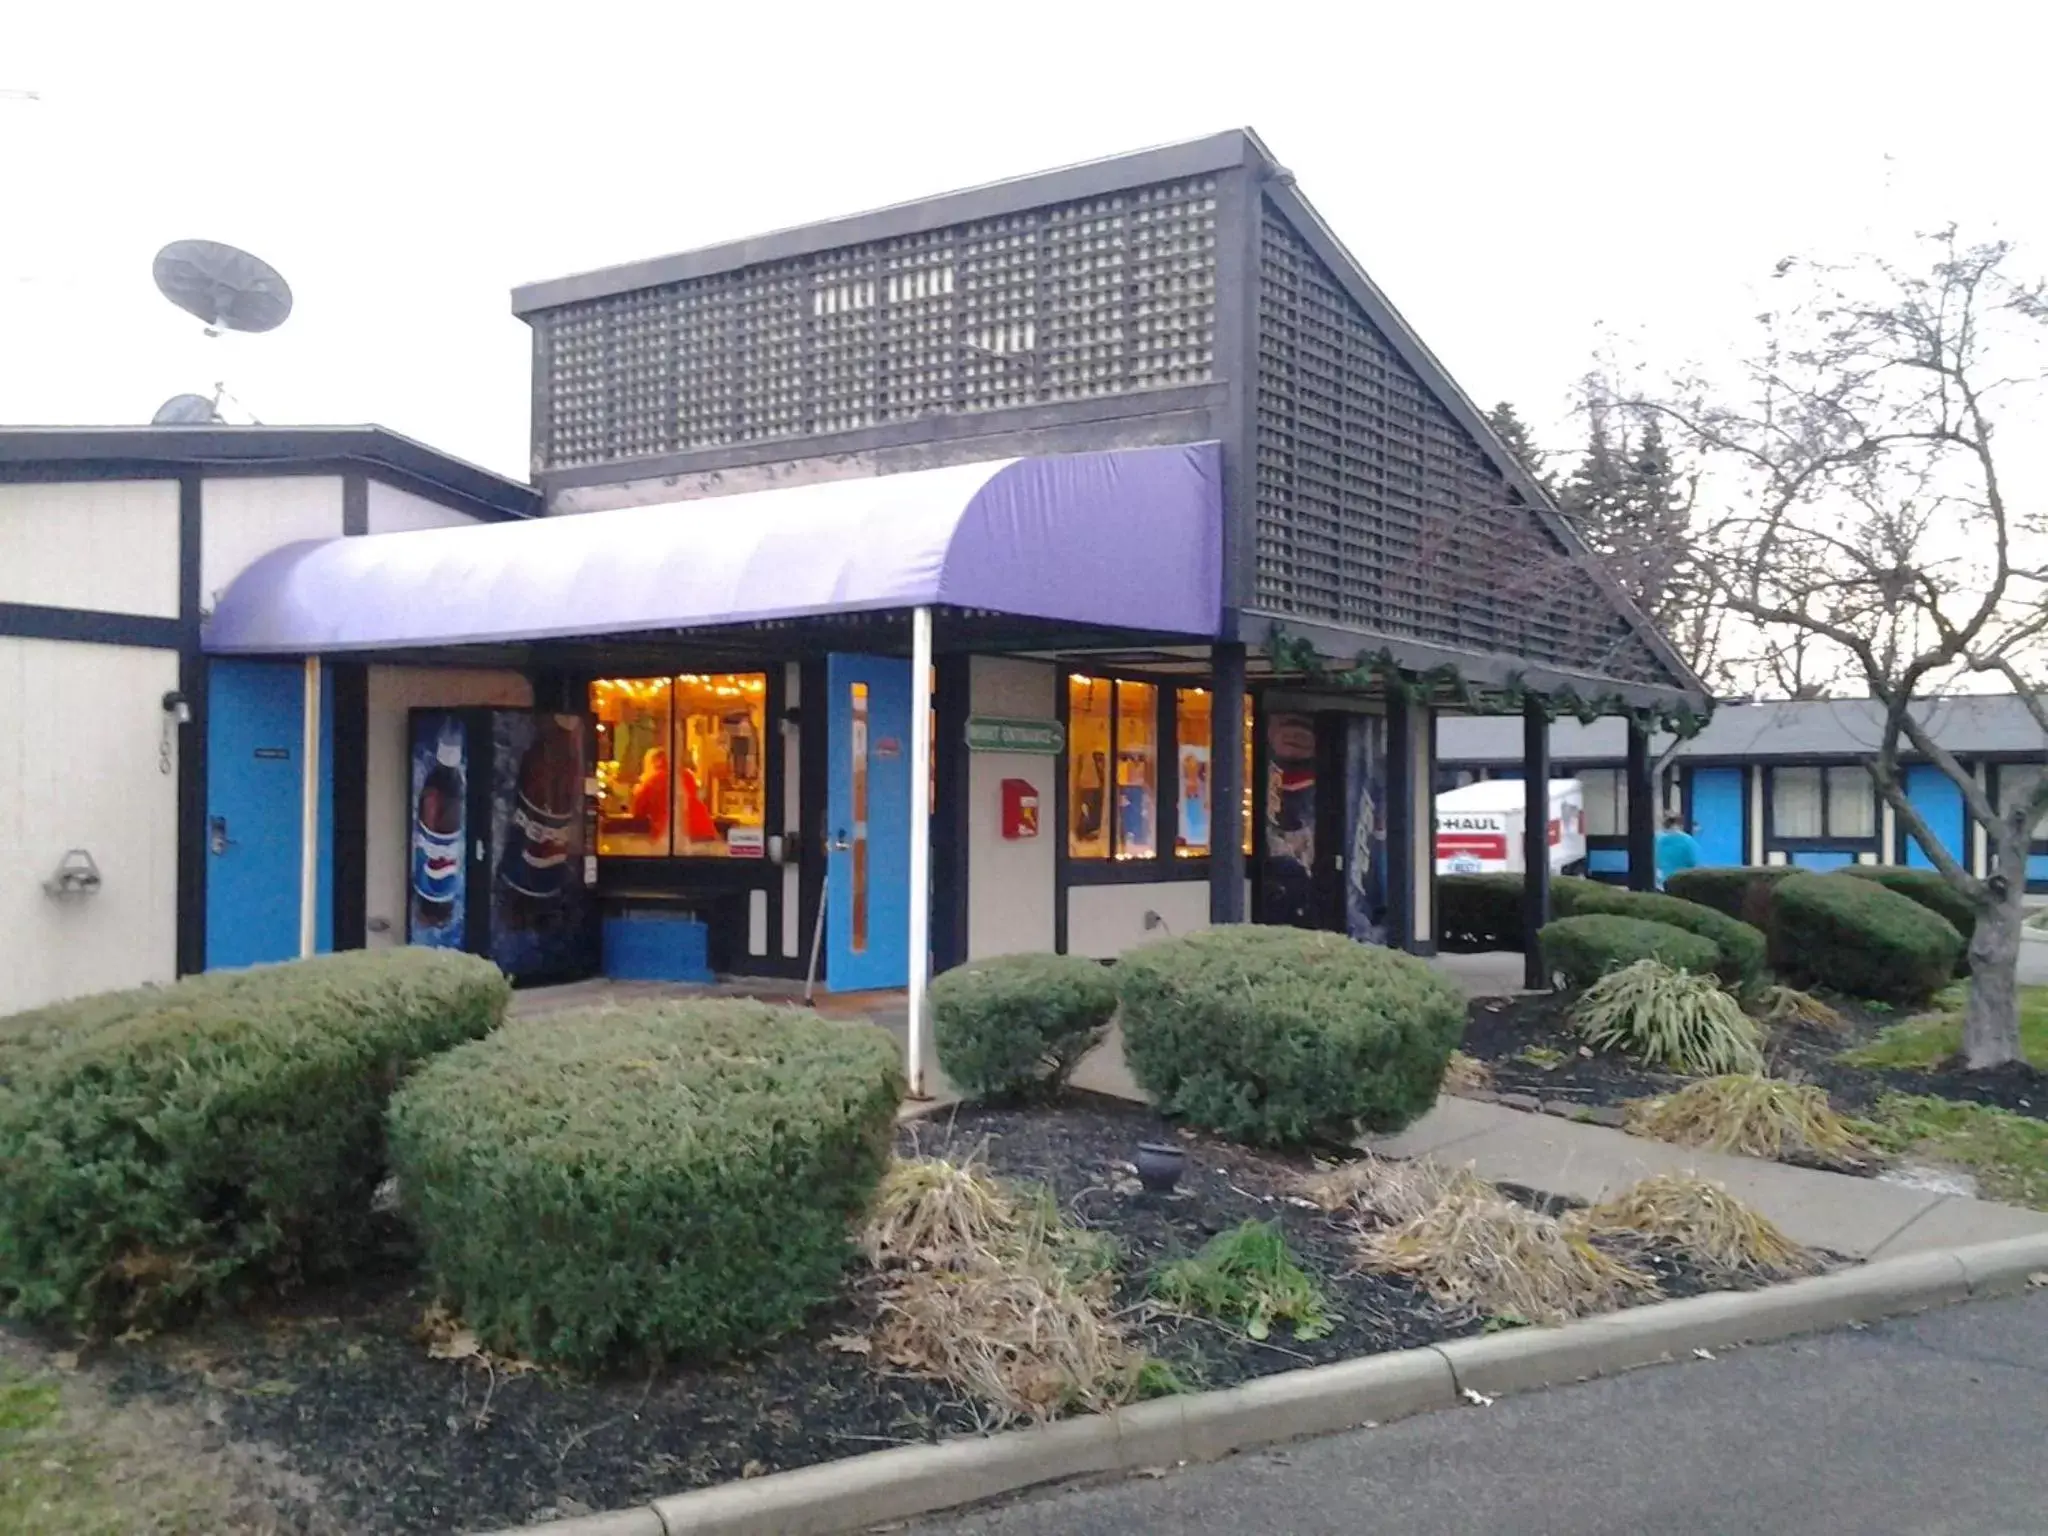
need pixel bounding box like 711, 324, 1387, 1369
1068, 676, 1113, 858
591, 677, 674, 856
1825, 766, 1875, 839
1579, 768, 1627, 838
1176, 689, 1213, 856
1245, 693, 1255, 858
673, 674, 768, 858
1771, 766, 1824, 838
1116, 682, 1158, 859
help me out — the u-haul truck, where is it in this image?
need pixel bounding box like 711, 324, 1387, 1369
1434, 778, 1588, 877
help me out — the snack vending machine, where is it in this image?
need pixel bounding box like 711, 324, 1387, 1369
407, 709, 598, 983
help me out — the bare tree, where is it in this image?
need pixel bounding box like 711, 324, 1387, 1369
1651, 229, 2048, 1066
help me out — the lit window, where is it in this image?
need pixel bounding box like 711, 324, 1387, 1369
1069, 676, 1112, 859
591, 677, 673, 856
590, 673, 767, 859
1116, 682, 1158, 859
1176, 689, 1213, 856
1068, 676, 1160, 860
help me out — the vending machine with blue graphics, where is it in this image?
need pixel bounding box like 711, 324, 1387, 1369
407, 708, 597, 983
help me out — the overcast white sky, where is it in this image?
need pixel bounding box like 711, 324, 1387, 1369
6, 1, 2042, 483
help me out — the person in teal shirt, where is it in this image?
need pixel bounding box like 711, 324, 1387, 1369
1655, 813, 1702, 891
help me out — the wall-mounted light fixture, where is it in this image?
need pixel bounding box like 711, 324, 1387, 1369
161, 689, 192, 725
43, 848, 102, 898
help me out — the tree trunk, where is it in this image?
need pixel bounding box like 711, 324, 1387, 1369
1962, 865, 2026, 1070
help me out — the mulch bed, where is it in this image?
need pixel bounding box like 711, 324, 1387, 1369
28, 1092, 1764, 1535
1462, 991, 2048, 1127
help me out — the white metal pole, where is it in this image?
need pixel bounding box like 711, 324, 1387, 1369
299, 655, 322, 959
906, 606, 934, 1099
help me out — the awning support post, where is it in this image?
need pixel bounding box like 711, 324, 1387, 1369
300, 655, 322, 960
906, 606, 934, 1100
1626, 718, 1656, 891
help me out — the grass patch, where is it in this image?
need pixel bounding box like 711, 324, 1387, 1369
1842, 986, 2048, 1071
0, 1365, 124, 1536
1627, 1075, 1875, 1165
1572, 960, 1764, 1075
1568, 1174, 1815, 1276
1151, 1222, 1334, 1342
1859, 1094, 2048, 1211
861, 1155, 1150, 1423
1355, 1189, 1656, 1325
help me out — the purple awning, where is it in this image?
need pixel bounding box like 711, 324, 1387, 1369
204, 443, 1222, 654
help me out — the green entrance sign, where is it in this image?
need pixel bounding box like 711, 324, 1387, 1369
964, 716, 1065, 754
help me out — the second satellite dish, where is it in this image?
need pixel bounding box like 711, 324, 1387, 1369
151, 393, 222, 425
152, 240, 293, 334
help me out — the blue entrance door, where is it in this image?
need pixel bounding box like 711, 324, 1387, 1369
1688, 768, 1746, 866
206, 660, 333, 970
825, 654, 912, 992
1903, 764, 1965, 870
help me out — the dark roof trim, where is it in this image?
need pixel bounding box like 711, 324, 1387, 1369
0, 427, 538, 521
510, 131, 1257, 315
1253, 173, 1703, 700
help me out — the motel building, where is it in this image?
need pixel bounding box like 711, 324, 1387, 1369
0, 131, 1706, 1070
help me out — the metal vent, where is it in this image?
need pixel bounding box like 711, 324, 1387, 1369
532, 177, 1219, 471
1253, 206, 1665, 685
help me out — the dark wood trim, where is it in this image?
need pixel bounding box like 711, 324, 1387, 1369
174, 473, 207, 976
1420, 705, 1439, 952
932, 654, 972, 973
1064, 858, 1210, 887
1053, 672, 1070, 955
0, 602, 181, 649
1209, 642, 1248, 922
1626, 719, 1655, 891
329, 663, 369, 949
1521, 698, 1552, 990
1386, 692, 1416, 951
1154, 679, 1180, 862
342, 473, 369, 537
797, 659, 830, 982
1249, 684, 1269, 923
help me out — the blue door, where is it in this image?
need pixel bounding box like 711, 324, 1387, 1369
825, 654, 912, 992
206, 660, 333, 970
1903, 764, 1965, 870
1689, 768, 1746, 867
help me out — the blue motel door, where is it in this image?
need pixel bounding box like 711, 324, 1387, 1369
825, 654, 912, 992
205, 659, 333, 969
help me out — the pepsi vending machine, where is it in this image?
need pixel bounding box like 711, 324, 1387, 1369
407, 709, 597, 983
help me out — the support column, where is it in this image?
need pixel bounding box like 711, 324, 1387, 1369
1386, 692, 1437, 954
299, 656, 322, 959
931, 654, 971, 975
1521, 697, 1551, 990
1209, 641, 1248, 924
906, 607, 935, 1099
1626, 717, 1656, 891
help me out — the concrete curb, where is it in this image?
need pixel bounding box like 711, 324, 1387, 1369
505, 1232, 2048, 1536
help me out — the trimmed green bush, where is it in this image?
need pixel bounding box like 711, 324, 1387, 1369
1116, 927, 1466, 1148
1565, 886, 1767, 992
931, 953, 1118, 1101
0, 949, 509, 1331
1437, 873, 1602, 952
1769, 872, 1963, 1005
1665, 866, 1800, 928
388, 1001, 903, 1367
1841, 865, 1978, 959
1537, 915, 1721, 990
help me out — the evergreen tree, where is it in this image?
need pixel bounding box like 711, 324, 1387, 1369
1483, 401, 1546, 487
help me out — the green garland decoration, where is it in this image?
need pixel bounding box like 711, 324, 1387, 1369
1260, 622, 1713, 739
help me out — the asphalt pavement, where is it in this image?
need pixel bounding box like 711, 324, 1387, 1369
913, 1291, 2048, 1536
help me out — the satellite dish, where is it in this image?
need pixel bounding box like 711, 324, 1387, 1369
151, 239, 293, 334
151, 392, 222, 425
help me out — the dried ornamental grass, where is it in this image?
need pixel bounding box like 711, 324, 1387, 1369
1572, 960, 1765, 1076
1626, 1075, 1875, 1165
1442, 1051, 1495, 1096
1301, 1155, 1495, 1223
1755, 985, 1848, 1036
1568, 1175, 1816, 1276
1355, 1190, 1656, 1325
858, 1154, 1142, 1424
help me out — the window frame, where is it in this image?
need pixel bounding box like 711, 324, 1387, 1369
1764, 760, 1881, 850
589, 668, 776, 865
1060, 669, 1215, 887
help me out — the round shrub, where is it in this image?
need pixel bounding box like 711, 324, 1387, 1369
931, 952, 1118, 1101
1665, 866, 1799, 928
1537, 914, 1721, 990
1437, 873, 1602, 952
1841, 866, 1977, 963
1768, 872, 1963, 1005
0, 948, 509, 1332
1565, 886, 1767, 992
388, 1001, 903, 1367
1116, 927, 1467, 1148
